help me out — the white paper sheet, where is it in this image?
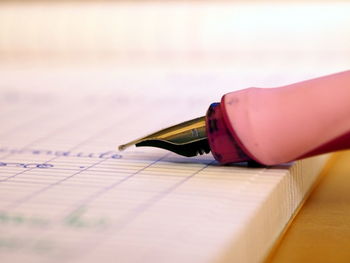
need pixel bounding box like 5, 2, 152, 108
0, 70, 329, 263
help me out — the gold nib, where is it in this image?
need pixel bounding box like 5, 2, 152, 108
118, 116, 210, 157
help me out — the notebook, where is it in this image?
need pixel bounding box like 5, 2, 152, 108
0, 68, 329, 263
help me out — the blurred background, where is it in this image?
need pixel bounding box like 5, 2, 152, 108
0, 0, 349, 99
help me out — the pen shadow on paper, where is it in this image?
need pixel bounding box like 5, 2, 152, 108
150, 154, 288, 169
127, 151, 293, 169
126, 151, 214, 165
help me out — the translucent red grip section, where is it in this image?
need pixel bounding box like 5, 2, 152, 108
205, 103, 253, 164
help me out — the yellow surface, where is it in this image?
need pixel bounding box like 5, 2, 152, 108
267, 150, 350, 263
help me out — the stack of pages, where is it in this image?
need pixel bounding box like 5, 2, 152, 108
0, 68, 329, 263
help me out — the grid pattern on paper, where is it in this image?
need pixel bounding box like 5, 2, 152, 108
0, 88, 322, 263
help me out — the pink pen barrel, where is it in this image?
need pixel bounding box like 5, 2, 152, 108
206, 70, 350, 165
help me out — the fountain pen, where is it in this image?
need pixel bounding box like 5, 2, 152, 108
119, 70, 350, 165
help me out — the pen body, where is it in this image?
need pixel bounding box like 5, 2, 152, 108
206, 70, 350, 165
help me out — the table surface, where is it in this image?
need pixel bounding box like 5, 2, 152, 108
266, 150, 350, 263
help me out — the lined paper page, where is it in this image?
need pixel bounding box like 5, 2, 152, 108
0, 70, 328, 263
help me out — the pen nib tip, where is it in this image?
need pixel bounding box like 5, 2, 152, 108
118, 145, 126, 151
